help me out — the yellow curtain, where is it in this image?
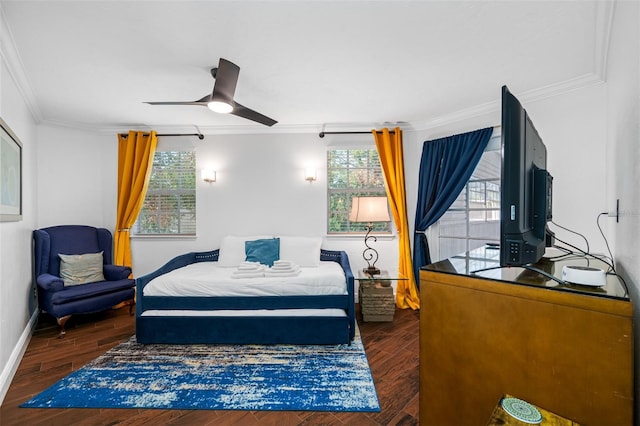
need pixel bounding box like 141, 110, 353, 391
114, 130, 158, 270
373, 127, 420, 310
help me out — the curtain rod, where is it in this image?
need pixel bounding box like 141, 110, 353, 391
118, 132, 204, 140
318, 130, 396, 138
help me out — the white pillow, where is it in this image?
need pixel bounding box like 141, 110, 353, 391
217, 235, 271, 267
278, 236, 322, 267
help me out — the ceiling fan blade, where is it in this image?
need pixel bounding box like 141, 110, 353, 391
195, 94, 212, 103
232, 102, 277, 127
145, 92, 211, 106
211, 58, 240, 104
145, 101, 208, 106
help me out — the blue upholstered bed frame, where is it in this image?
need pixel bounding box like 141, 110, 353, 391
136, 249, 355, 345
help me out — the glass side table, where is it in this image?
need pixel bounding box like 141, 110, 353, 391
356, 270, 408, 322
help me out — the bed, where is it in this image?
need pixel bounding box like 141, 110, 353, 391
135, 237, 355, 345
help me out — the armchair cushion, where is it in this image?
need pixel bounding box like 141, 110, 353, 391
49, 279, 136, 305
59, 252, 105, 286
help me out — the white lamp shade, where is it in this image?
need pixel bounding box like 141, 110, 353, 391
349, 197, 390, 222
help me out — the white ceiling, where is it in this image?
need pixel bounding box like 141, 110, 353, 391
0, 1, 611, 134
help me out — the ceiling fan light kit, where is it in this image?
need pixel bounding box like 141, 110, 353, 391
207, 101, 233, 114
145, 58, 277, 127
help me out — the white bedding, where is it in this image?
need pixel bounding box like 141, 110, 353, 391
143, 261, 347, 297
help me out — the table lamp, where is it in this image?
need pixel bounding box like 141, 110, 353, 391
349, 196, 390, 275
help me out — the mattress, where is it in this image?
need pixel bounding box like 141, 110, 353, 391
142, 261, 347, 297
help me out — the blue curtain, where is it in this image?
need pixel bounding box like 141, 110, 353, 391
413, 127, 494, 282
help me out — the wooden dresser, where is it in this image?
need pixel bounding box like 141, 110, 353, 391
419, 248, 634, 425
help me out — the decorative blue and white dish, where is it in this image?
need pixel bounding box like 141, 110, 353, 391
501, 397, 543, 424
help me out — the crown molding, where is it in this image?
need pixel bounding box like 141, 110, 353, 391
1, 1, 615, 136
410, 72, 605, 132
0, 5, 42, 122
595, 0, 615, 81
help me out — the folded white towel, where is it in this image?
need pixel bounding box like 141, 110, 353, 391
231, 262, 266, 278
271, 260, 299, 271
236, 261, 263, 270
231, 271, 265, 279
272, 264, 298, 271
271, 265, 295, 271
265, 265, 301, 277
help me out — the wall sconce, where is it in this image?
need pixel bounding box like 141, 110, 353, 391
201, 169, 216, 183
304, 167, 317, 182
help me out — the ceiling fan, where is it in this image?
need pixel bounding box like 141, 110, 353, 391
145, 58, 277, 127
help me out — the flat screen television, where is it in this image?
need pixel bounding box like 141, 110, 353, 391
500, 85, 553, 267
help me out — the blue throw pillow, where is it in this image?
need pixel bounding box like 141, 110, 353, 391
245, 238, 280, 267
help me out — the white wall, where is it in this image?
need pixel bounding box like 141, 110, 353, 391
405, 83, 610, 257
0, 50, 39, 402
36, 126, 117, 228
605, 1, 640, 420
527, 86, 610, 249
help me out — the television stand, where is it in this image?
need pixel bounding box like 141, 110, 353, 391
471, 263, 562, 285
419, 250, 633, 425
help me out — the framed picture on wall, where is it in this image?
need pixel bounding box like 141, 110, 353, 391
0, 117, 22, 221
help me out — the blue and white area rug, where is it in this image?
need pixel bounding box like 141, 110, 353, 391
21, 336, 380, 412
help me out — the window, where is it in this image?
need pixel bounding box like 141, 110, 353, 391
430, 134, 501, 260
327, 148, 390, 234
133, 150, 196, 235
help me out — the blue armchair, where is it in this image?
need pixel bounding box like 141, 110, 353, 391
33, 225, 135, 337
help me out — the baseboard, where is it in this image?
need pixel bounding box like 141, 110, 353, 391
0, 309, 38, 405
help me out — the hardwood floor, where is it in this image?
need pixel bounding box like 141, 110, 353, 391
0, 305, 419, 426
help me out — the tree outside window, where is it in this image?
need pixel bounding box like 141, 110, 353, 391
133, 151, 196, 235
327, 148, 390, 234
